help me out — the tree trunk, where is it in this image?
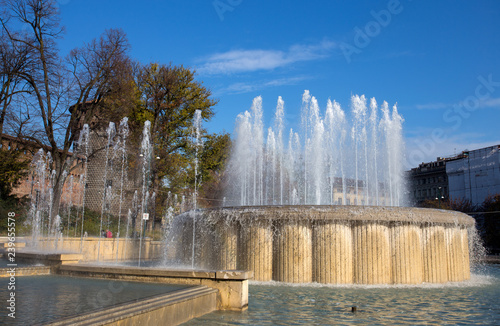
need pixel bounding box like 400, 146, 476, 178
49, 153, 69, 233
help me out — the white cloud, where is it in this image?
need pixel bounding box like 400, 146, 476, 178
415, 103, 449, 110
414, 97, 500, 110
216, 76, 310, 95
405, 128, 500, 169
479, 97, 500, 108
197, 40, 336, 75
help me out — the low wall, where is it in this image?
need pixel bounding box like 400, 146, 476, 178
58, 264, 251, 311
47, 286, 218, 326
0, 266, 51, 277
28, 237, 163, 262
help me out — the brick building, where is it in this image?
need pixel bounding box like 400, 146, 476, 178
1, 133, 84, 206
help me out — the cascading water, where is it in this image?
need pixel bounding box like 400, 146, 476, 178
191, 109, 203, 268
123, 190, 138, 258
65, 174, 74, 238
78, 124, 90, 252
138, 121, 152, 266
97, 122, 116, 261
52, 214, 61, 250
114, 118, 129, 261
225, 91, 407, 207
28, 149, 53, 249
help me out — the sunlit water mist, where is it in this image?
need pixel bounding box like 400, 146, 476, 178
25, 117, 143, 255
225, 91, 407, 207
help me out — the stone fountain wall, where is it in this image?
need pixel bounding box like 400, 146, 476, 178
168, 206, 475, 285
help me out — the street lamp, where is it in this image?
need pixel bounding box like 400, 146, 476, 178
435, 186, 444, 208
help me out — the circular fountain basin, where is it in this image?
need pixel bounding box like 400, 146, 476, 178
168, 206, 475, 285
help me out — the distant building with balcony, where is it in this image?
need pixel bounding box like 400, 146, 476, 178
408, 157, 454, 205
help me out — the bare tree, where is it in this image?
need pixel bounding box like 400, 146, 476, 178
0, 30, 32, 143
1, 0, 130, 230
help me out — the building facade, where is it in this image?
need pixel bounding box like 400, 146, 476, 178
446, 145, 500, 205
407, 157, 453, 205
408, 144, 500, 206
2, 133, 84, 206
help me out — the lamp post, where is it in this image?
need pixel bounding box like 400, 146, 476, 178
139, 154, 161, 241
435, 186, 444, 209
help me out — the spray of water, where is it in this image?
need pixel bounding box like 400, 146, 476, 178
78, 124, 90, 252
138, 121, 152, 266
97, 122, 116, 261
225, 91, 407, 207
191, 109, 203, 268
114, 117, 129, 261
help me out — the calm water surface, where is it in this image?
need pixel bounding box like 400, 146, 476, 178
187, 265, 500, 325
0, 275, 189, 325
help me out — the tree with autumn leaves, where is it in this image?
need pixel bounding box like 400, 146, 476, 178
134, 62, 230, 215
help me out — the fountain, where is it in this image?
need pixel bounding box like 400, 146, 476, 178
225, 91, 406, 206
19, 91, 477, 285
6, 91, 487, 325
164, 91, 476, 285
20, 117, 162, 264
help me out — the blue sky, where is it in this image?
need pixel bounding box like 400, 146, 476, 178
56, 0, 500, 168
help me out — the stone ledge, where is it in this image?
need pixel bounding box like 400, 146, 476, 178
46, 286, 217, 326
60, 264, 216, 278
483, 255, 500, 264
58, 264, 252, 311
216, 270, 253, 280
0, 266, 51, 277
0, 242, 25, 248
204, 205, 476, 226
15, 251, 82, 266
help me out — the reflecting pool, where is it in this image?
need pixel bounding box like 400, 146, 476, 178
0, 275, 190, 325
